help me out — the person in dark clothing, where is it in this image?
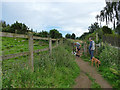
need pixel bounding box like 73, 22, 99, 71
89, 37, 95, 60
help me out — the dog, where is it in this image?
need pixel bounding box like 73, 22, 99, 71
73, 51, 77, 55
72, 51, 80, 57
91, 57, 101, 67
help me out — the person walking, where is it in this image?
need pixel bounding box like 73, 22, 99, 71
89, 37, 95, 60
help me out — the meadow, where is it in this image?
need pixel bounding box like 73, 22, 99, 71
2, 37, 49, 56
2, 39, 80, 88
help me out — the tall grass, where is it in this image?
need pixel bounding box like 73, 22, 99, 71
98, 44, 120, 88
2, 41, 80, 88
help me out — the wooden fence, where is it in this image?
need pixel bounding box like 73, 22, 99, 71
0, 32, 62, 71
102, 35, 120, 47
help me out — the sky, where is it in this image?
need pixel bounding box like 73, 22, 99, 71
1, 0, 106, 37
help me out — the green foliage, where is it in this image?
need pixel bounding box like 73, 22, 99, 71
0, 20, 7, 28
2, 25, 11, 32
33, 30, 49, 37
2, 42, 80, 88
88, 22, 100, 33
9, 21, 29, 34
96, 1, 120, 29
98, 45, 120, 88
79, 32, 91, 40
81, 44, 120, 88
98, 67, 120, 88
97, 28, 103, 40
49, 29, 62, 39
102, 26, 113, 34
71, 33, 76, 39
99, 44, 119, 69
65, 33, 71, 39
1, 20, 63, 38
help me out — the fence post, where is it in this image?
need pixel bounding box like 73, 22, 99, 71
56, 39, 58, 47
60, 38, 63, 45
84, 42, 87, 56
49, 38, 52, 55
96, 33, 98, 55
28, 32, 34, 72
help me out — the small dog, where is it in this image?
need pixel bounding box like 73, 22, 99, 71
72, 51, 80, 57
91, 57, 101, 67
73, 51, 77, 55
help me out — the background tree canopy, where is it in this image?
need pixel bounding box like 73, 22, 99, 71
65, 33, 76, 39
65, 33, 71, 39
102, 26, 112, 34
1, 20, 63, 38
49, 29, 62, 39
88, 22, 100, 33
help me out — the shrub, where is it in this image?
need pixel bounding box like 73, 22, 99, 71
102, 26, 113, 34
99, 44, 119, 69
98, 44, 120, 88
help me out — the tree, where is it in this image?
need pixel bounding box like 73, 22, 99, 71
2, 25, 11, 32
10, 21, 29, 34
65, 33, 71, 39
88, 22, 100, 33
71, 33, 76, 39
38, 30, 49, 37
79, 32, 90, 40
0, 20, 7, 28
49, 29, 62, 38
96, 1, 120, 29
102, 26, 112, 34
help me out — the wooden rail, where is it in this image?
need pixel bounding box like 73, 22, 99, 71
0, 32, 58, 41
1, 46, 57, 60
1, 32, 61, 71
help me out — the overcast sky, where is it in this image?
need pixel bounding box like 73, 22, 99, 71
2, 0, 106, 37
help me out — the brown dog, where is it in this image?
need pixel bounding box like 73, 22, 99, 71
91, 57, 101, 67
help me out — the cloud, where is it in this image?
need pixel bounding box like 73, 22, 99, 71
2, 0, 106, 3
2, 1, 106, 37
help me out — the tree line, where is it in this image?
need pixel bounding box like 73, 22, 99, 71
0, 20, 62, 39
65, 33, 76, 39
0, 20, 78, 39
79, 1, 120, 40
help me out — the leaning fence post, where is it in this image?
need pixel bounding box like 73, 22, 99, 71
28, 32, 34, 72
49, 38, 52, 55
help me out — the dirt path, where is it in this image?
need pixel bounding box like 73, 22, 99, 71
73, 57, 112, 88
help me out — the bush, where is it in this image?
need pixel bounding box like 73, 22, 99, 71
99, 44, 119, 69
98, 44, 120, 88
102, 26, 113, 34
